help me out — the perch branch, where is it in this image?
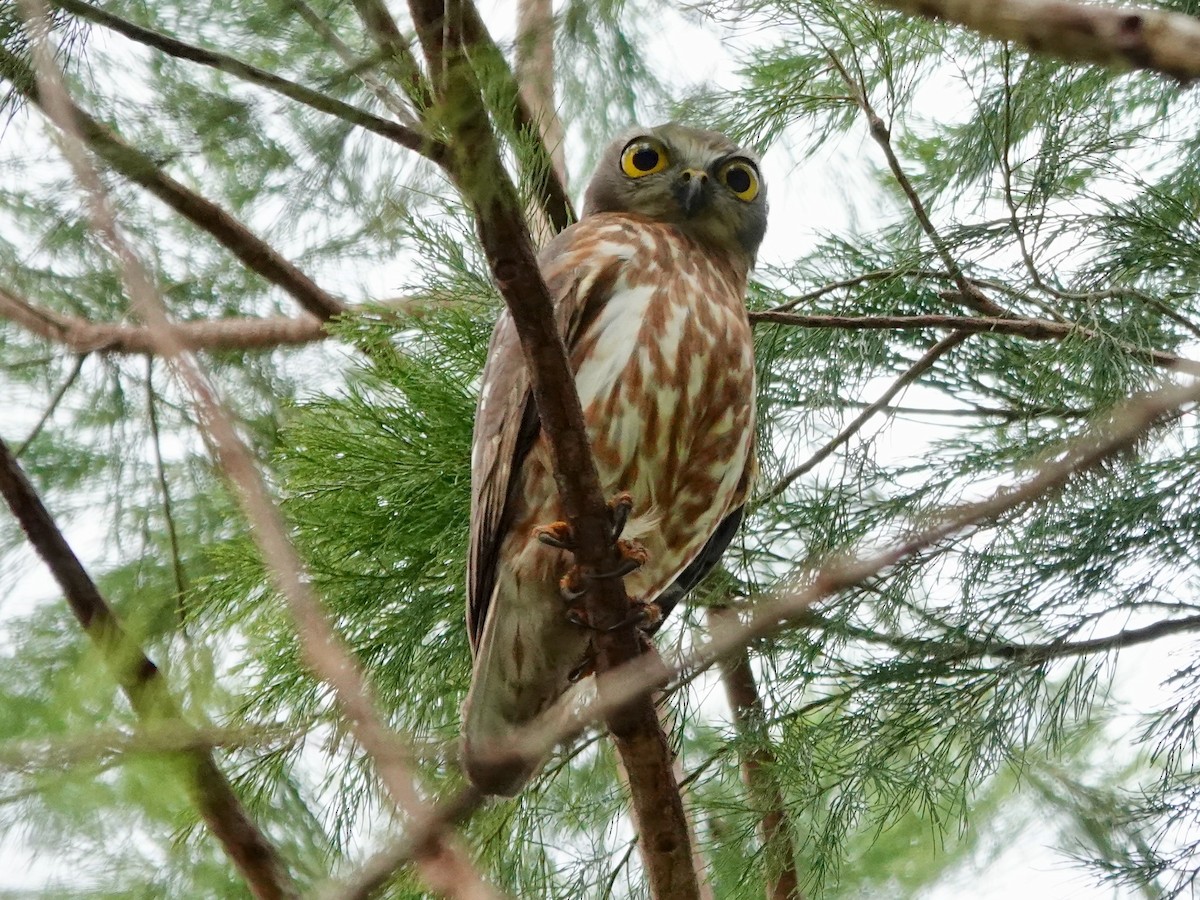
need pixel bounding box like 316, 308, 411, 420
405, 2, 698, 897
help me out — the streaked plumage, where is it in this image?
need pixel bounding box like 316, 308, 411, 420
462, 124, 767, 795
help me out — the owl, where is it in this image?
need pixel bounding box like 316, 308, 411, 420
462, 123, 767, 795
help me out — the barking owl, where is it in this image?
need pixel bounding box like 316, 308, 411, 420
462, 123, 767, 795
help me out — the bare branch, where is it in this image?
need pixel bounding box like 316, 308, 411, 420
0, 286, 445, 355
873, 0, 1200, 82
364, 375, 1200, 887
749, 310, 1200, 375
405, 2, 697, 896
14, 351, 85, 457
49, 0, 441, 158
708, 607, 803, 900
350, 0, 436, 111
0, 46, 347, 322
16, 10, 500, 897
0, 437, 297, 900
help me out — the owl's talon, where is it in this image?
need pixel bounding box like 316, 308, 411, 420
584, 540, 648, 581
609, 491, 634, 542
535, 521, 575, 551
559, 567, 587, 602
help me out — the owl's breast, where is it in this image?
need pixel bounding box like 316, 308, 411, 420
566, 255, 756, 601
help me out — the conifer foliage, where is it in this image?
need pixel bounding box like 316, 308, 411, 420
2, 0, 1200, 897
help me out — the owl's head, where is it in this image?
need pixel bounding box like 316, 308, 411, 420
582, 123, 768, 265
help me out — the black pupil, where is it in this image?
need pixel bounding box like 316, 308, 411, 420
725, 166, 752, 194
632, 147, 659, 171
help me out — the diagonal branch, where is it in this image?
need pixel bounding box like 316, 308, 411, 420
0, 437, 296, 900
346, 368, 1200, 893
823, 47, 1008, 317
461, 0, 575, 236
17, 9, 501, 896
405, 2, 697, 898
762, 332, 970, 503
871, 0, 1200, 82
49, 0, 441, 158
0, 45, 347, 322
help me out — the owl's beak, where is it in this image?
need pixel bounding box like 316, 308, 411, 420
673, 168, 710, 217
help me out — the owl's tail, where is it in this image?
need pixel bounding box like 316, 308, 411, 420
460, 576, 591, 796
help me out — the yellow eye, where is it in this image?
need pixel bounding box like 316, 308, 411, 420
620, 138, 670, 178
720, 160, 760, 202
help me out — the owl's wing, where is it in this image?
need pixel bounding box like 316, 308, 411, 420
466, 251, 621, 649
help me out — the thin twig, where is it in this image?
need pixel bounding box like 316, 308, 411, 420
823, 47, 1008, 317
146, 357, 188, 624
50, 0, 440, 158
762, 332, 970, 503
287, 0, 418, 125
15, 352, 85, 457
749, 310, 1200, 375
0, 45, 347, 322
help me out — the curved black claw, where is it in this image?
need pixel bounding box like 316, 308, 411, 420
583, 555, 643, 581
609, 491, 634, 542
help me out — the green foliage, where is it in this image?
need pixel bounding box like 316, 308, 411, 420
3, 0, 1200, 897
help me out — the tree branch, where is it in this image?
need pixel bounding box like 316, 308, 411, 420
762, 332, 970, 503
15, 11, 500, 895
405, 2, 697, 897
749, 310, 1200, 375
708, 607, 804, 900
872, 0, 1200, 82
0, 437, 297, 900
49, 0, 441, 158
0, 45, 347, 322
349, 371, 1200, 893
823, 47, 1009, 317
461, 0, 575, 237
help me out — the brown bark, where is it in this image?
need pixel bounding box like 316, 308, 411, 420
0, 437, 296, 900
405, 2, 699, 896
874, 0, 1200, 82
709, 608, 803, 900
0, 45, 346, 322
